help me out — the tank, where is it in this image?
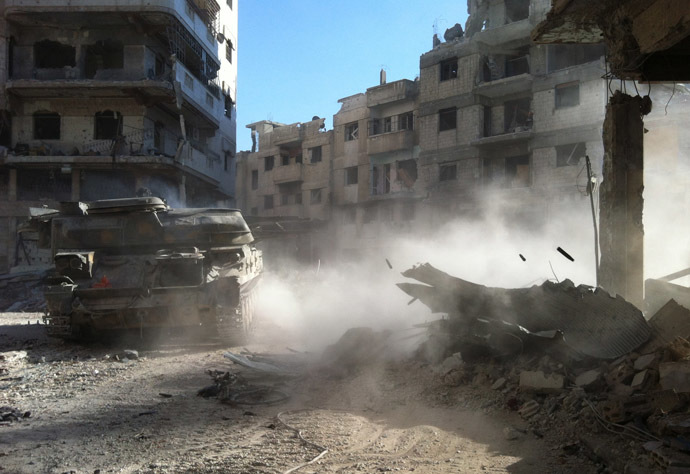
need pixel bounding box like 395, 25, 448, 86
27, 197, 262, 343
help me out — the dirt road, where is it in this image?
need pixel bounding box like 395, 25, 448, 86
0, 312, 604, 474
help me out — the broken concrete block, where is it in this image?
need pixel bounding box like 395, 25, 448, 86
435, 352, 464, 375
634, 353, 658, 371
606, 361, 635, 386
643, 295, 690, 348
519, 371, 564, 392
630, 369, 653, 391
660, 361, 690, 393
491, 377, 506, 390
648, 390, 685, 413
575, 369, 602, 390
518, 399, 540, 419
667, 337, 690, 360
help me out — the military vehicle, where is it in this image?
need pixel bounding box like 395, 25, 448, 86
24, 196, 262, 342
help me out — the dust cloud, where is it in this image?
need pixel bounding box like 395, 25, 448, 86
254, 192, 599, 353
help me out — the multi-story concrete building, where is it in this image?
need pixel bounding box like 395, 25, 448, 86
0, 0, 238, 270
236, 0, 610, 261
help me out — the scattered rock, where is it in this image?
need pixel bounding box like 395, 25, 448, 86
634, 353, 658, 371
503, 426, 521, 440
519, 370, 564, 393
575, 369, 602, 390
491, 377, 506, 390
123, 350, 139, 360
435, 353, 464, 375
659, 361, 690, 393
518, 399, 541, 419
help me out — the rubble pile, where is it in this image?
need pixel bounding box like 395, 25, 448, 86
400, 263, 690, 473
0, 269, 47, 312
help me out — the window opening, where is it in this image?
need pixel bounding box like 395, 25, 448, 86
399, 112, 413, 131
264, 195, 273, 210
556, 142, 586, 167
345, 122, 359, 141
226, 41, 233, 63
504, 98, 532, 132
281, 194, 289, 206
310, 146, 322, 163
154, 121, 164, 150
34, 40, 75, 68
439, 163, 457, 181
224, 94, 233, 118
505, 155, 530, 187
281, 154, 290, 166
505, 0, 529, 23
439, 107, 457, 131
94, 110, 122, 140
440, 58, 458, 81
310, 188, 322, 204
383, 117, 392, 133
33, 112, 60, 140
345, 166, 358, 185
372, 164, 391, 195
397, 159, 417, 188
251, 170, 258, 189
85, 39, 124, 78
505, 47, 530, 77
264, 155, 274, 171
483, 106, 492, 137
555, 82, 580, 108
295, 192, 302, 204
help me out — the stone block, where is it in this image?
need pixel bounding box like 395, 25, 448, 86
519, 370, 564, 392
634, 353, 658, 371
659, 361, 690, 393
574, 369, 602, 390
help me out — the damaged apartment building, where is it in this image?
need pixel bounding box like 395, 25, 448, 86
236, 0, 609, 258
236, 0, 689, 274
0, 0, 238, 271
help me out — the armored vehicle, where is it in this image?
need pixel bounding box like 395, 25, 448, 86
26, 197, 262, 342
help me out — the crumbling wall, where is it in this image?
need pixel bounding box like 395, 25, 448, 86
599, 91, 645, 308
9, 27, 161, 81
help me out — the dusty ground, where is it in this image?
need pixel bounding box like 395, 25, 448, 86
0, 312, 616, 474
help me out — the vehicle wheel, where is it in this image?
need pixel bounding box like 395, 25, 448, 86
216, 290, 254, 346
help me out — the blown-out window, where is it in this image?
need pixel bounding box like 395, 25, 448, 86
94, 111, 122, 139
33, 112, 61, 140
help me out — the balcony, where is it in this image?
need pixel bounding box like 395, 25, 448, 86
475, 73, 533, 99
368, 129, 415, 156
366, 80, 418, 108
271, 123, 305, 146
3, 0, 219, 55
273, 163, 303, 184
6, 76, 173, 101
174, 60, 222, 128
471, 128, 533, 148
474, 18, 533, 46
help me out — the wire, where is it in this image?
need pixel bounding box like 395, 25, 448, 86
665, 82, 677, 115
277, 410, 329, 474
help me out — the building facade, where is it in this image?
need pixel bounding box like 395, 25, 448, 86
236, 0, 611, 261
0, 0, 238, 270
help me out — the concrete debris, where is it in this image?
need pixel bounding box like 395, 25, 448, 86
0, 269, 48, 312
641, 298, 690, 352
0, 406, 31, 423
502, 426, 522, 440
397, 263, 651, 360
519, 370, 564, 393
491, 377, 506, 390
518, 399, 541, 419
435, 353, 464, 375
321, 327, 392, 374
633, 353, 658, 371
659, 361, 690, 393
574, 369, 603, 390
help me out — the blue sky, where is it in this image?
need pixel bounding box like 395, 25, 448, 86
235, 1, 468, 151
